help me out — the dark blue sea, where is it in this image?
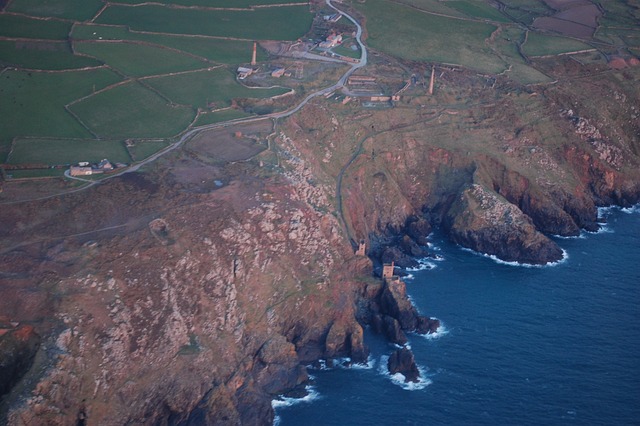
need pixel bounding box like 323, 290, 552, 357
274, 206, 640, 425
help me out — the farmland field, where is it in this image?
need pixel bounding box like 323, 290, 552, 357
354, 0, 504, 73
193, 109, 253, 127
391, 0, 467, 17
446, 0, 510, 22
0, 14, 72, 39
523, 33, 594, 56
0, 40, 102, 70
7, 138, 130, 165
111, 0, 301, 7
71, 24, 266, 64
128, 141, 170, 161
95, 5, 313, 40
74, 41, 213, 77
0, 68, 123, 141
145, 68, 289, 109
6, 0, 104, 21
69, 81, 195, 139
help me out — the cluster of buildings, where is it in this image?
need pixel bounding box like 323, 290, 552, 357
69, 159, 123, 176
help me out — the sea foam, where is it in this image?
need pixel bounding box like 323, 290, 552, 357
461, 247, 569, 268
418, 321, 449, 340
271, 383, 320, 410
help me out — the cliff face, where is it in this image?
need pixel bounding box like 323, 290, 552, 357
301, 60, 640, 266
1, 55, 639, 425
0, 151, 374, 424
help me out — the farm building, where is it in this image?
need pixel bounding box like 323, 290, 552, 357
319, 34, 342, 49
97, 159, 113, 171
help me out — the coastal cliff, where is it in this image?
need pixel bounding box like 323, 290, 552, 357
1, 55, 639, 425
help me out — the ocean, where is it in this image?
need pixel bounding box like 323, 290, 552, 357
274, 206, 640, 425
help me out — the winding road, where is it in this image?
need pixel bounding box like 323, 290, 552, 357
2, 0, 367, 205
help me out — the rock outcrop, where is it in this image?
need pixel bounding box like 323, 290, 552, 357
387, 347, 420, 383
0, 323, 40, 399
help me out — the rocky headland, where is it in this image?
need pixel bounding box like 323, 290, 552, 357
1, 37, 639, 426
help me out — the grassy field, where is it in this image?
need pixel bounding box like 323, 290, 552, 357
71, 24, 266, 64
128, 140, 170, 161
332, 38, 361, 59
391, 0, 467, 17
0, 68, 123, 141
192, 109, 253, 127
0, 40, 102, 70
355, 0, 504, 73
0, 14, 72, 39
5, 168, 68, 179
69, 81, 195, 138
0, 139, 11, 164
74, 41, 212, 77
7, 138, 131, 165
111, 0, 300, 7
145, 68, 289, 108
523, 33, 594, 56
6, 0, 104, 21
446, 0, 510, 22
95, 5, 313, 40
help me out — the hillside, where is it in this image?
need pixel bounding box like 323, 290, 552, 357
1, 0, 639, 424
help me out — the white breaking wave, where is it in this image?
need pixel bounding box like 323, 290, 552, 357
378, 355, 432, 390
271, 384, 321, 410
406, 259, 438, 272
461, 247, 569, 268
418, 321, 449, 340
307, 356, 374, 371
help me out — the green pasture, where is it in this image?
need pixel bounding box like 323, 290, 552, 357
69, 81, 195, 138
500, 0, 551, 24
523, 32, 593, 56
7, 138, 130, 165
355, 0, 504, 73
0, 40, 102, 70
6, 0, 104, 21
596, 27, 640, 48
507, 63, 552, 84
0, 68, 122, 141
333, 39, 361, 59
447, 0, 510, 22
0, 14, 72, 39
0, 139, 11, 163
192, 109, 253, 127
390, 0, 467, 17
110, 0, 297, 6
128, 140, 170, 161
599, 1, 640, 27
74, 41, 212, 77
71, 24, 266, 64
5, 168, 68, 179
95, 5, 313, 40
145, 68, 289, 108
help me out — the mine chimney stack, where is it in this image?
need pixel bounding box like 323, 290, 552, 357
251, 42, 257, 66
429, 66, 435, 95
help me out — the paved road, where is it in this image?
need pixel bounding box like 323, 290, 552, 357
1, 0, 367, 205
